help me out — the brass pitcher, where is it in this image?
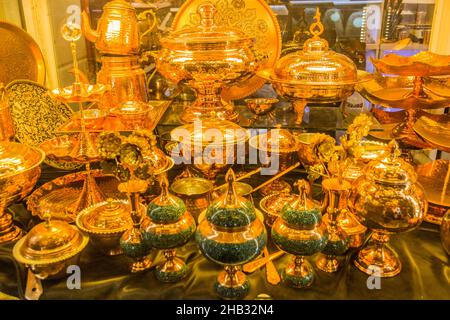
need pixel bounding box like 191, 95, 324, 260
82, 0, 139, 55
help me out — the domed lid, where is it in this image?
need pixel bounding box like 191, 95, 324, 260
281, 180, 321, 229
170, 119, 249, 147
364, 140, 417, 185
147, 175, 187, 224
13, 214, 88, 265
262, 8, 357, 86
76, 199, 132, 234
160, 2, 254, 51
205, 168, 256, 229
249, 127, 299, 153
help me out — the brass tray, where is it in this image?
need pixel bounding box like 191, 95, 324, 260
416, 160, 450, 208
27, 170, 125, 222
413, 116, 450, 153
172, 0, 281, 101
5, 80, 80, 171
0, 22, 46, 85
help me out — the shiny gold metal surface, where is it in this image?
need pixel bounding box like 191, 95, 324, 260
40, 134, 101, 164
172, 0, 281, 102
0, 21, 46, 85
441, 210, 450, 255
82, 0, 140, 55
351, 141, 427, 277
13, 216, 88, 280
5, 80, 77, 170
156, 2, 263, 122
27, 170, 124, 223
263, 247, 281, 285
97, 56, 148, 108
0, 142, 44, 244
171, 120, 249, 180
245, 98, 278, 122
242, 250, 284, 273
76, 199, 134, 256
171, 177, 213, 222
0, 84, 14, 142
259, 192, 297, 227
413, 116, 450, 153
110, 101, 152, 130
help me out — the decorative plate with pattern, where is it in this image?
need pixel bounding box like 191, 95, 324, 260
172, 0, 281, 101
6, 80, 80, 170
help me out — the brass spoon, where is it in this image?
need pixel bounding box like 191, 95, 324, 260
264, 247, 281, 285
243, 250, 285, 273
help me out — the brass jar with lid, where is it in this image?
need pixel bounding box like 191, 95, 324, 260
350, 140, 427, 277
76, 199, 134, 256
13, 216, 89, 280
155, 2, 262, 123
257, 8, 364, 124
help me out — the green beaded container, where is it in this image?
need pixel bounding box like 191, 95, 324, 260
196, 169, 267, 299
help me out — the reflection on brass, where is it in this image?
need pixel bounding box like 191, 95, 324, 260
0, 84, 14, 142
13, 215, 88, 285
82, 0, 140, 55
417, 160, 450, 225
76, 199, 134, 256
171, 0, 281, 102
243, 250, 284, 274
259, 192, 297, 227
245, 98, 278, 123
110, 101, 151, 130
40, 134, 101, 164
441, 210, 450, 255
351, 141, 427, 277
0, 21, 46, 85
413, 116, 450, 153
343, 140, 387, 182
294, 132, 317, 166
263, 247, 281, 285
250, 162, 301, 196
0, 142, 45, 244
156, 3, 265, 123
257, 9, 368, 124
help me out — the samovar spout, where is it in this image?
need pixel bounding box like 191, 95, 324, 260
81, 10, 98, 43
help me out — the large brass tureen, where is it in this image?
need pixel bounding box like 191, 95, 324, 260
155, 2, 263, 123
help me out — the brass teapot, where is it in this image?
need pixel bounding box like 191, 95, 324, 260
82, 0, 140, 55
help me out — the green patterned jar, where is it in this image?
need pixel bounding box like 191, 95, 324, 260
142, 175, 196, 282
196, 169, 267, 299
272, 180, 328, 288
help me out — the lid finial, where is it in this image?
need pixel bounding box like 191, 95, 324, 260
309, 7, 324, 38
198, 2, 216, 28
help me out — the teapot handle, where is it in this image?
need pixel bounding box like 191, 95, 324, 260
138, 10, 157, 46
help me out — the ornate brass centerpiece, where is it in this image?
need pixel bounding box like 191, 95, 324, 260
249, 127, 300, 196
357, 52, 450, 149
142, 176, 196, 282
350, 140, 427, 277
13, 214, 88, 299
257, 8, 365, 124
170, 119, 249, 180
196, 169, 266, 299
0, 142, 44, 244
271, 180, 328, 288
155, 3, 263, 123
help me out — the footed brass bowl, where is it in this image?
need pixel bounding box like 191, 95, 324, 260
245, 98, 279, 116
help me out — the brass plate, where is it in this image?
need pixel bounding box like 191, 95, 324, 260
27, 170, 125, 223
0, 22, 46, 85
416, 160, 450, 208
413, 116, 450, 153
172, 0, 281, 101
6, 80, 80, 171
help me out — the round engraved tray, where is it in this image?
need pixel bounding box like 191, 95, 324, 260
27, 170, 125, 223
416, 160, 450, 208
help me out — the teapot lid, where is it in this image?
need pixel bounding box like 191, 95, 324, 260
161, 2, 254, 50
364, 140, 417, 185
76, 199, 132, 234
13, 214, 88, 265
205, 168, 256, 228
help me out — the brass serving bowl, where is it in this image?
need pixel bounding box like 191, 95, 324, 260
171, 177, 213, 221
259, 192, 297, 227
0, 142, 45, 243
245, 98, 279, 116
13, 218, 89, 280
294, 132, 317, 166
76, 199, 134, 256
110, 101, 152, 130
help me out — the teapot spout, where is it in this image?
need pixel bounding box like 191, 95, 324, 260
81, 10, 98, 43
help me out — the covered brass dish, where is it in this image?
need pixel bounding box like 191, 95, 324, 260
350, 140, 427, 277
76, 199, 133, 256
13, 217, 88, 279
155, 2, 261, 123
